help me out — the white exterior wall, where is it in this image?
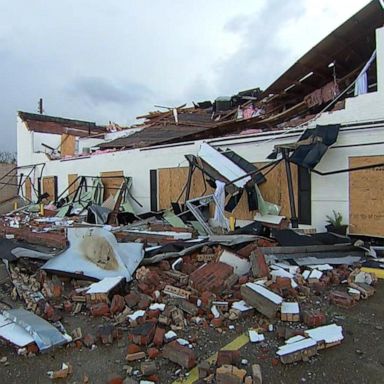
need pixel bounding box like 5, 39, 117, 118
16, 27, 384, 233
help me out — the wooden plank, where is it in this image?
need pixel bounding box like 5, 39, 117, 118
61, 134, 76, 157
349, 155, 384, 237
68, 174, 79, 197
100, 171, 124, 200
25, 177, 32, 200
42, 176, 57, 201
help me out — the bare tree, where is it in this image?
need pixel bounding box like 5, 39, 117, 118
0, 151, 16, 164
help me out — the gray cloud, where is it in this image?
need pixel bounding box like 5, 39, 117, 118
69, 76, 153, 106
214, 0, 305, 95
0, 0, 370, 151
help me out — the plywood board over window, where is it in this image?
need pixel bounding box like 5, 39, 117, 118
67, 174, 79, 198
100, 171, 124, 200
25, 177, 32, 201
157, 161, 298, 220
349, 155, 384, 237
42, 176, 57, 202
61, 134, 76, 157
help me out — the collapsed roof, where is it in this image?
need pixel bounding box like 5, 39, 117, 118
18, 1, 384, 150
18, 111, 108, 138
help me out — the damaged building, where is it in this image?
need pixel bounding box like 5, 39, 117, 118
0, 1, 384, 383
13, 0, 384, 237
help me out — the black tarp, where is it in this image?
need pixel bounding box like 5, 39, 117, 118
289, 124, 340, 169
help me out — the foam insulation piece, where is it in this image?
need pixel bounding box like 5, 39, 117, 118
42, 227, 144, 281
85, 276, 125, 294
304, 323, 344, 344
219, 249, 251, 276
249, 330, 265, 343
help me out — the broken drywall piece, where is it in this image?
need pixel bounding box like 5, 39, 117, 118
304, 323, 344, 347
276, 338, 318, 364
231, 300, 253, 312
219, 248, 251, 276
85, 276, 125, 294
308, 269, 323, 281
3, 308, 70, 352
249, 329, 265, 343
42, 227, 144, 280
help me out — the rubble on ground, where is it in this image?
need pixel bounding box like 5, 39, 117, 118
0, 196, 381, 383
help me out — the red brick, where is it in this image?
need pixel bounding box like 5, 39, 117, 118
90, 302, 110, 317
238, 275, 248, 285
159, 260, 171, 271
216, 350, 240, 367
211, 318, 223, 328
124, 292, 140, 307
162, 341, 196, 369
189, 262, 233, 293
302, 309, 327, 327
127, 343, 141, 354
82, 334, 95, 348
250, 249, 270, 278
26, 343, 39, 354
147, 347, 160, 359
110, 294, 125, 315
126, 352, 145, 362
153, 326, 166, 347
275, 277, 291, 289
44, 275, 63, 298
146, 309, 160, 319
97, 324, 114, 344
128, 322, 156, 345
200, 291, 216, 308
330, 290, 355, 308
43, 303, 55, 320
137, 297, 151, 310
107, 376, 123, 384
147, 374, 159, 383
181, 262, 197, 275
63, 301, 73, 313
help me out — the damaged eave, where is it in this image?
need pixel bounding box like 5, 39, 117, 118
262, 0, 383, 98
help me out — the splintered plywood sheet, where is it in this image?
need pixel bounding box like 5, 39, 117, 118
158, 167, 213, 211
101, 171, 124, 200
61, 134, 76, 157
67, 174, 78, 197
158, 161, 298, 220
255, 162, 298, 218
349, 156, 384, 237
42, 176, 57, 201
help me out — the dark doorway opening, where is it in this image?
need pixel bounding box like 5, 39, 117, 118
298, 166, 311, 224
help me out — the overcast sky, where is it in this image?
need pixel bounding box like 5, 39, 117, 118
0, 0, 371, 151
